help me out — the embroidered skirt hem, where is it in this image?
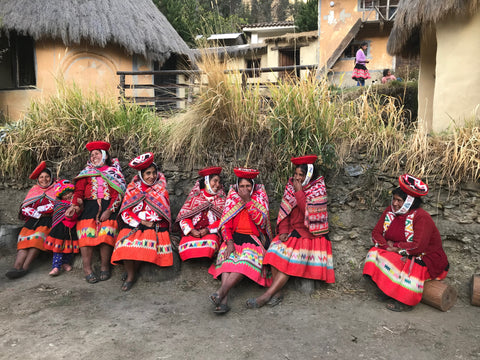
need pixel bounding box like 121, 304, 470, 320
179, 234, 220, 261
111, 228, 173, 267
208, 242, 271, 287
17, 217, 51, 251
264, 234, 335, 283
44, 223, 79, 253
363, 247, 448, 306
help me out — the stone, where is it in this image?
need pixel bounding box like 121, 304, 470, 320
0, 225, 22, 255
344, 164, 364, 177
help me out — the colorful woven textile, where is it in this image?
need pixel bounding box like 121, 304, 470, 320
219, 184, 272, 243
19, 184, 56, 220
17, 217, 51, 251
277, 176, 328, 236
178, 234, 220, 260
112, 227, 173, 267
119, 174, 171, 225
75, 162, 126, 195
363, 247, 448, 306
176, 181, 225, 223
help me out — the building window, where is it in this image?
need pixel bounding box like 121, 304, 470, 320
246, 58, 261, 78
358, 0, 375, 10
341, 40, 370, 59
0, 32, 36, 90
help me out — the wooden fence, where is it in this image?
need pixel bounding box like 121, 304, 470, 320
117, 64, 317, 111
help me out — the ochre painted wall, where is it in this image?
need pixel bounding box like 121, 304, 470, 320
319, 0, 395, 87
432, 11, 480, 132
418, 26, 436, 132
0, 39, 153, 120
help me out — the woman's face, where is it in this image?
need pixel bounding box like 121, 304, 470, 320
294, 167, 306, 185
142, 166, 158, 185
392, 194, 405, 212
37, 171, 51, 188
209, 175, 221, 193
362, 44, 368, 51
90, 150, 104, 167
238, 178, 253, 193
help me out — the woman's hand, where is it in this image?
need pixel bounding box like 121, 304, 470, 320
279, 233, 289, 242
65, 206, 76, 218
293, 177, 303, 192
190, 229, 201, 238
99, 209, 112, 222
238, 186, 251, 203
141, 220, 154, 228
223, 241, 235, 260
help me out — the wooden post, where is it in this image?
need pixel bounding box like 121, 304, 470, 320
421, 280, 457, 312
118, 74, 126, 104
471, 275, 480, 306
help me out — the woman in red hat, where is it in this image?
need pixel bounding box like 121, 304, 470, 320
209, 167, 273, 314
175, 166, 226, 261
363, 174, 449, 311
67, 141, 126, 284
111, 152, 172, 291
246, 155, 335, 308
5, 161, 56, 279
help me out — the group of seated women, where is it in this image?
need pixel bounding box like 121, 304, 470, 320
5, 141, 449, 313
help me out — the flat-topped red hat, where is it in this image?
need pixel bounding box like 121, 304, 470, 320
29, 161, 47, 180
398, 174, 428, 197
198, 166, 222, 177
233, 167, 259, 179
129, 152, 155, 171
86, 141, 111, 152
291, 155, 318, 165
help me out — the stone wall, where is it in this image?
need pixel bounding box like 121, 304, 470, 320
1, 164, 478, 300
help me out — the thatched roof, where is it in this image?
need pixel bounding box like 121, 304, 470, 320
387, 0, 480, 57
263, 30, 317, 44
0, 0, 192, 63
192, 44, 267, 61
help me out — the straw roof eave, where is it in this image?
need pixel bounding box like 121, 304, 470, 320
0, 0, 193, 64
387, 0, 480, 56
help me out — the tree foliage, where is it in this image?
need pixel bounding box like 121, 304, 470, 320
294, 0, 318, 32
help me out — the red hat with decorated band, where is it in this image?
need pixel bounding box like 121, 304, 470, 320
86, 141, 111, 152
198, 166, 222, 177
233, 167, 259, 179
129, 152, 155, 171
398, 174, 428, 197
291, 155, 318, 165
29, 161, 47, 180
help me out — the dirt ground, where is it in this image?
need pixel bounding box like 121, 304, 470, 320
0, 254, 479, 360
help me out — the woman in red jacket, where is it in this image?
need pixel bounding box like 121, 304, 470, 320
5, 161, 56, 279
363, 174, 449, 311
68, 141, 126, 284
246, 155, 335, 308
209, 168, 272, 314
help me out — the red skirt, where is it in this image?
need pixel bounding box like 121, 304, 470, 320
264, 234, 335, 283
17, 217, 51, 251
178, 233, 220, 261
44, 222, 79, 253
209, 235, 272, 287
111, 227, 173, 267
352, 64, 371, 80
363, 247, 448, 306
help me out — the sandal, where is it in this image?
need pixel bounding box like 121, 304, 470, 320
85, 272, 99, 284
246, 298, 262, 309
266, 295, 283, 307
49, 268, 61, 277
121, 272, 128, 282
61, 264, 72, 272
121, 280, 136, 292
386, 300, 413, 312
213, 304, 230, 314
210, 292, 221, 306
5, 268, 28, 279
99, 270, 111, 281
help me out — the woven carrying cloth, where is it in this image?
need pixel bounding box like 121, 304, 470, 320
277, 176, 328, 236
219, 184, 272, 244
176, 181, 225, 224
119, 173, 171, 225
19, 184, 56, 220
